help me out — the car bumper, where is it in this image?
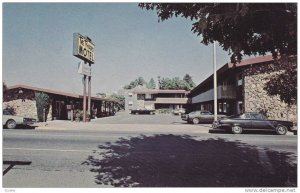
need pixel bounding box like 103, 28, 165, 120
24, 119, 36, 125
212, 121, 228, 129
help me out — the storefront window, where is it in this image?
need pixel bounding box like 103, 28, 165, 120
218, 103, 223, 113
223, 102, 227, 113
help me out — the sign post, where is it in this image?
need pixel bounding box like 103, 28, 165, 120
73, 33, 95, 122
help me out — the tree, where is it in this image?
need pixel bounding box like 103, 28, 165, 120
108, 93, 125, 110
96, 93, 106, 98
3, 82, 7, 93
160, 77, 191, 91
139, 3, 297, 103
35, 92, 50, 122
124, 77, 147, 89
183, 74, 196, 90
264, 57, 296, 105
139, 3, 296, 63
147, 78, 156, 89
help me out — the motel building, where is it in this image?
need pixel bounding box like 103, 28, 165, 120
3, 84, 118, 121
187, 55, 297, 123
122, 85, 189, 113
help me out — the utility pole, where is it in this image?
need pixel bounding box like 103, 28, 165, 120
213, 41, 218, 121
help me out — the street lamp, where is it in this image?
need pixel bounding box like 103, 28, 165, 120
213, 41, 218, 121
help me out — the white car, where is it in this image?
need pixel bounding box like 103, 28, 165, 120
3, 110, 36, 129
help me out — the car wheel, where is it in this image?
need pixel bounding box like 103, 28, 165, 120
6, 119, 17, 129
232, 125, 243, 134
192, 118, 200, 124
275, 125, 287, 135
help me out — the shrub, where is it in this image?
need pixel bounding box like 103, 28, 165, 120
35, 92, 50, 122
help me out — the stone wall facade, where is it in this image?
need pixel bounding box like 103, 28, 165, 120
3, 88, 53, 121
243, 61, 297, 123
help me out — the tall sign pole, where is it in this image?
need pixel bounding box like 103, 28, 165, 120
83, 74, 87, 122
213, 41, 218, 121
73, 33, 95, 122
88, 63, 92, 117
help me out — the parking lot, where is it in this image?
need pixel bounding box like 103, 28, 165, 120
92, 112, 190, 125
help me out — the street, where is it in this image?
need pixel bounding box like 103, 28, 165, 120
2, 114, 298, 187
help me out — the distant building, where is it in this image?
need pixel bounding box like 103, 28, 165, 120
3, 84, 118, 120
187, 55, 297, 122
122, 86, 189, 113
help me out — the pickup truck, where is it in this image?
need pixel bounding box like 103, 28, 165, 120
3, 110, 36, 129
130, 109, 155, 115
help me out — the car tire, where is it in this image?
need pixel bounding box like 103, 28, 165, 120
275, 125, 287, 135
192, 118, 200, 124
6, 119, 17, 129
232, 125, 243, 134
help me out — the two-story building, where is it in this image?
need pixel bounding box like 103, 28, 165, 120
122, 86, 189, 113
187, 55, 297, 122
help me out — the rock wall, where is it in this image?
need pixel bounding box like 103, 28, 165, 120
243, 62, 297, 123
3, 99, 52, 121
3, 88, 53, 121
3, 99, 38, 119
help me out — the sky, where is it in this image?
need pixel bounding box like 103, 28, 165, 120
3, 3, 231, 95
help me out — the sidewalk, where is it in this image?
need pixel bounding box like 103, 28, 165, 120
34, 119, 212, 134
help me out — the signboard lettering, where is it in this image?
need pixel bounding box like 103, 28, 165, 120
73, 33, 95, 64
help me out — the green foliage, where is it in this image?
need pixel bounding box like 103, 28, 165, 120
124, 75, 195, 91
124, 77, 147, 89
139, 3, 296, 63
35, 92, 50, 122
109, 93, 125, 110
183, 74, 196, 88
96, 92, 106, 98
139, 3, 297, 103
264, 57, 297, 105
159, 74, 195, 91
147, 78, 156, 89
3, 82, 7, 93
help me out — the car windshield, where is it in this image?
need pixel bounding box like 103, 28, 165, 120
201, 111, 212, 115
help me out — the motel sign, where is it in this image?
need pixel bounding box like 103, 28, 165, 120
73, 33, 95, 64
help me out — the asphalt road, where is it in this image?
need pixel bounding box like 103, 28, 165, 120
3, 126, 297, 188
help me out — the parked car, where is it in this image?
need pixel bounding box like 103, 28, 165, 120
181, 110, 226, 124
173, 108, 186, 115
212, 112, 294, 135
130, 109, 155, 115
3, 110, 36, 129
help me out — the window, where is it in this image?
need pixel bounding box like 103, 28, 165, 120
145, 94, 152, 99
251, 113, 266, 120
218, 103, 223, 113
240, 113, 251, 119
237, 73, 243, 86
137, 94, 145, 100
128, 93, 133, 97
223, 102, 227, 113
222, 81, 228, 91
128, 101, 133, 106
201, 111, 212, 115
201, 104, 204, 111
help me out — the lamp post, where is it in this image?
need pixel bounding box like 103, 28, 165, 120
213, 41, 218, 121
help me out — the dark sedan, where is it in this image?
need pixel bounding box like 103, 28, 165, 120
212, 112, 294, 135
181, 110, 226, 124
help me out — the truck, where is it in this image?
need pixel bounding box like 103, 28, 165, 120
130, 109, 156, 115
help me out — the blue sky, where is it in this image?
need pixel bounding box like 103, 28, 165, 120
3, 3, 231, 95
